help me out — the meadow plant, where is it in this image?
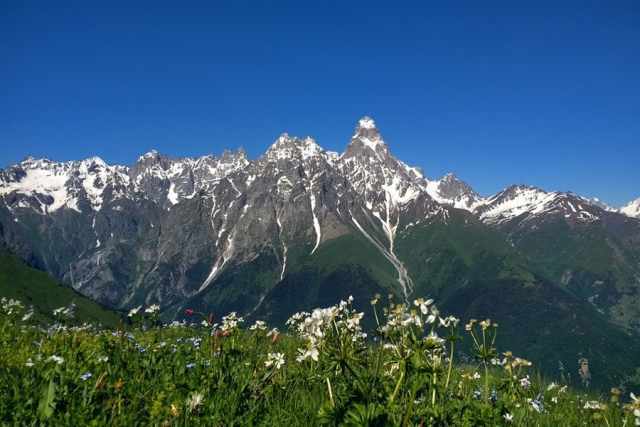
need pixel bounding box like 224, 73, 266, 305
0, 296, 638, 426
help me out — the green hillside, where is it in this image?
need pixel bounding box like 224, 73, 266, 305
0, 251, 123, 328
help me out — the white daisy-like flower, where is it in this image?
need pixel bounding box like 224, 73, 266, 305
145, 304, 160, 314
265, 352, 285, 370
46, 355, 64, 365
128, 306, 142, 317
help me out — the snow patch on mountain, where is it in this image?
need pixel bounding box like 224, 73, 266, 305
620, 198, 640, 218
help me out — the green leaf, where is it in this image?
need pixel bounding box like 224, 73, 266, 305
37, 376, 56, 419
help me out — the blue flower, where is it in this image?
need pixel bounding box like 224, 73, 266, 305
473, 391, 482, 399
186, 363, 196, 369
81, 372, 93, 381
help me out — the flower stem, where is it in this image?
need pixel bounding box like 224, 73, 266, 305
445, 341, 455, 388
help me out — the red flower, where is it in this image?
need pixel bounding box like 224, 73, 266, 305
214, 329, 219, 342
209, 313, 214, 325
185, 309, 194, 316
222, 330, 230, 338
272, 332, 279, 344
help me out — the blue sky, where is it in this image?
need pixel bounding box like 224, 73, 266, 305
1, 1, 638, 206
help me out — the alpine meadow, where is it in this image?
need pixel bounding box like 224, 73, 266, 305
1, 118, 640, 425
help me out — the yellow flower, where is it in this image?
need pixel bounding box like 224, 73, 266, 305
113, 379, 125, 393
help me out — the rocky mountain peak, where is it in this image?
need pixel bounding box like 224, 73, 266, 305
342, 117, 389, 160
437, 173, 477, 199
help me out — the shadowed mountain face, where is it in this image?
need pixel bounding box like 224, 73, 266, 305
1, 117, 639, 389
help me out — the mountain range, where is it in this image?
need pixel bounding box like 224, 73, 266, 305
1, 117, 639, 388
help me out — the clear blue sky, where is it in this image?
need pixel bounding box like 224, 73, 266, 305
1, 1, 638, 206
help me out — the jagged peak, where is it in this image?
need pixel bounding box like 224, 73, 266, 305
83, 156, 107, 167
235, 147, 249, 159
343, 117, 388, 159
357, 116, 377, 130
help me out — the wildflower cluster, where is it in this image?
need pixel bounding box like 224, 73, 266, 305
1, 295, 638, 426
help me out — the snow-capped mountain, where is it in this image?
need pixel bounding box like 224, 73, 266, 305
1, 117, 639, 336
620, 197, 640, 218
0, 156, 132, 214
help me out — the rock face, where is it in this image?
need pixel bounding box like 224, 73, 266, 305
1, 117, 639, 332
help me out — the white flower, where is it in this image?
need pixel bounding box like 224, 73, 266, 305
504, 413, 513, 422
97, 356, 109, 363
249, 320, 267, 331
145, 304, 160, 314
46, 355, 64, 365
265, 352, 285, 370
583, 401, 605, 410
346, 312, 364, 330
186, 393, 204, 414
297, 337, 320, 362
425, 305, 441, 324
558, 386, 567, 394
128, 306, 142, 317
25, 358, 34, 367
21, 307, 34, 322
413, 298, 433, 315
348, 295, 354, 303
547, 382, 558, 390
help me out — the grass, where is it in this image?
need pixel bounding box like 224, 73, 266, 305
1, 295, 638, 426
0, 251, 122, 328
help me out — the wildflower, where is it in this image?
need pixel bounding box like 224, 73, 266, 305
425, 305, 441, 324
46, 355, 64, 365
297, 337, 320, 362
547, 382, 558, 391
413, 298, 433, 315
348, 295, 354, 303
552, 397, 558, 403
128, 306, 142, 317
81, 373, 93, 381
249, 320, 267, 331
272, 332, 279, 344
21, 307, 34, 322
520, 376, 531, 389
587, 400, 603, 411
186, 393, 204, 414
209, 313, 214, 325
504, 413, 513, 422
530, 398, 543, 412
25, 358, 34, 367
145, 304, 160, 314
266, 327, 279, 337
265, 352, 285, 370
185, 309, 194, 316
583, 401, 606, 410
479, 318, 491, 330
558, 386, 567, 394
439, 315, 459, 328
1, 298, 24, 315
473, 390, 482, 399
465, 319, 477, 331
97, 356, 109, 362
186, 363, 196, 370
